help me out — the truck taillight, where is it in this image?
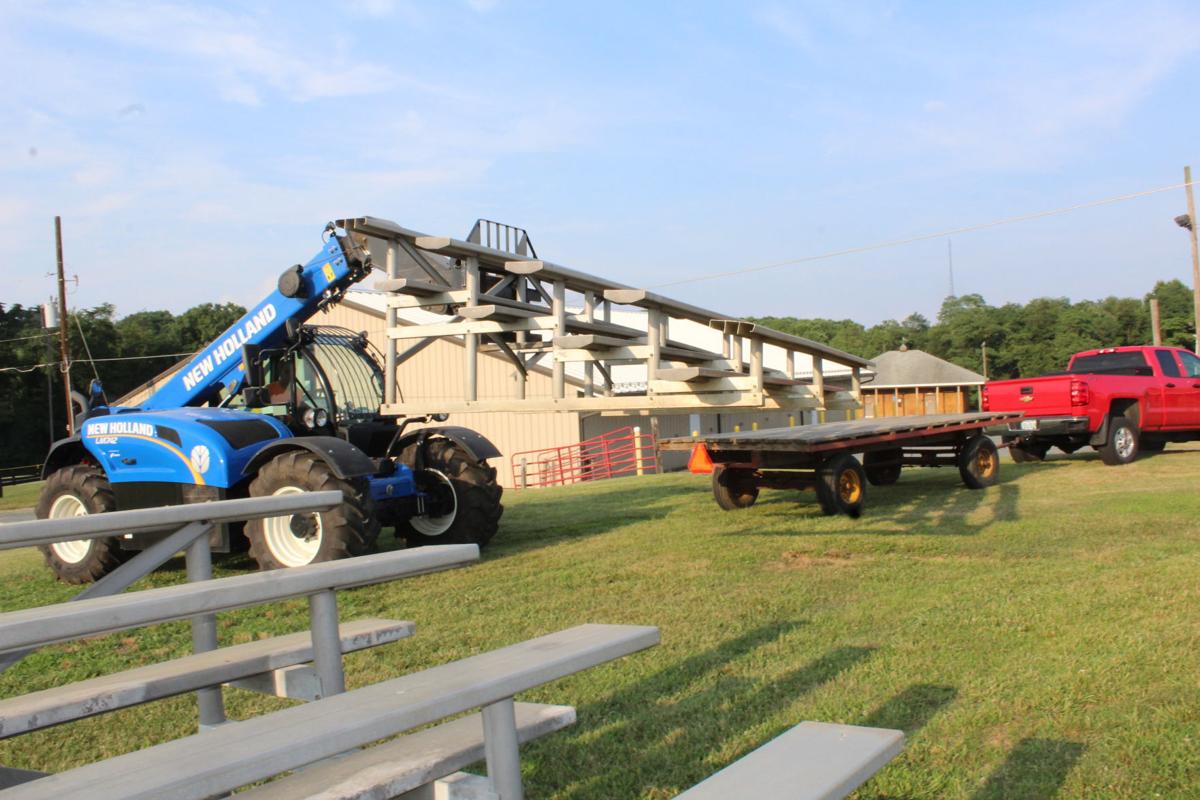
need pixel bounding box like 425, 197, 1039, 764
1070, 379, 1090, 406
980, 385, 989, 411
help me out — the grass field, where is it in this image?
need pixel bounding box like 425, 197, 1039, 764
0, 481, 40, 511
1, 449, 1198, 798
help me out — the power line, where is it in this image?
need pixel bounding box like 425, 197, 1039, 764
650, 179, 1197, 290
83, 351, 197, 364
0, 351, 196, 374
0, 361, 57, 374
0, 332, 53, 344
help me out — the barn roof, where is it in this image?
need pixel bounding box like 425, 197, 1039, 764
868, 348, 985, 388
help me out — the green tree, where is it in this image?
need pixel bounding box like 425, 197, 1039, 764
1146, 280, 1193, 348
174, 303, 247, 350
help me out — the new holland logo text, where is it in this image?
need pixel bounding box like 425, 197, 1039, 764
181, 304, 278, 391
86, 420, 156, 444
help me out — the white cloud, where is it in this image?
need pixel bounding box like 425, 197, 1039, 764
42, 2, 401, 104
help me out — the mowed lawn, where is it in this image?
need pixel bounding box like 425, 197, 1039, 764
1, 448, 1199, 798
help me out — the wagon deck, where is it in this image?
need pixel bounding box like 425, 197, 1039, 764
660, 412, 1021, 454
663, 412, 1022, 518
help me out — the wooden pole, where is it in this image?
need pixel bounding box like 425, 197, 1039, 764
54, 217, 73, 435
1150, 298, 1163, 345
1185, 166, 1200, 354
583, 291, 595, 397
514, 275, 527, 399
646, 309, 662, 383
384, 243, 398, 405
552, 280, 566, 398
464, 257, 479, 402
812, 356, 825, 422
749, 339, 763, 394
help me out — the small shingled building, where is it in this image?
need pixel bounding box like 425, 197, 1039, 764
861, 345, 986, 418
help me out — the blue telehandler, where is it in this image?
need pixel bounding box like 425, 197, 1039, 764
36, 224, 503, 583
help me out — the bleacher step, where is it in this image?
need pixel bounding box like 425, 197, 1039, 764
239, 702, 575, 800
0, 619, 414, 738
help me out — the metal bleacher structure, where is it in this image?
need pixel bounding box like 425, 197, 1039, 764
340, 217, 873, 419
0, 496, 660, 799
0, 493, 906, 799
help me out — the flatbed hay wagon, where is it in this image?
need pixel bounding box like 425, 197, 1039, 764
662, 412, 1023, 517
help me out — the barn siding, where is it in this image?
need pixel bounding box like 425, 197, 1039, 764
321, 301, 583, 487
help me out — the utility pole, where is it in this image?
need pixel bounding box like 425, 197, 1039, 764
1150, 298, 1162, 345
981, 340, 989, 379
54, 216, 73, 434
1185, 167, 1200, 354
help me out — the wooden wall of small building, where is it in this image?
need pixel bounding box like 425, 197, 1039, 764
861, 386, 977, 418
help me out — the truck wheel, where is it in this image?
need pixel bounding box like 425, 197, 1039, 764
398, 439, 503, 547
1007, 441, 1048, 463
816, 453, 865, 518
712, 465, 759, 510
863, 449, 902, 486
1098, 416, 1139, 466
245, 450, 378, 570
35, 464, 129, 584
958, 436, 1000, 489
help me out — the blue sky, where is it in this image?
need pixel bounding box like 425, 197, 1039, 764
3, 0, 1199, 325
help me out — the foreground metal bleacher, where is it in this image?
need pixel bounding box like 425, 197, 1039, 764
0, 494, 902, 799
0, 495, 658, 799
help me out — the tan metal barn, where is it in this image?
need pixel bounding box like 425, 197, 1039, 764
321, 294, 858, 487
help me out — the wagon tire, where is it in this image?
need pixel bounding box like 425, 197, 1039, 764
712, 466, 759, 510
1007, 441, 1048, 463
816, 453, 866, 518
245, 450, 377, 570
958, 435, 1000, 489
863, 449, 902, 486
36, 464, 129, 584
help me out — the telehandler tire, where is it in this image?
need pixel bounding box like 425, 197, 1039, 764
36, 464, 129, 584
245, 450, 378, 570
398, 439, 503, 547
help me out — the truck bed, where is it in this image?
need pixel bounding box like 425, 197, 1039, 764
661, 412, 1022, 454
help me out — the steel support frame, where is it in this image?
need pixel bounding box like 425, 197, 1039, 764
482, 696, 525, 800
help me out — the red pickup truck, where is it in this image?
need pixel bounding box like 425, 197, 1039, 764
982, 345, 1200, 465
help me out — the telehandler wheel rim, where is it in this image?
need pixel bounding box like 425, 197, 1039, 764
837, 469, 863, 505
408, 469, 457, 537
48, 494, 92, 564
263, 486, 324, 567
975, 448, 997, 480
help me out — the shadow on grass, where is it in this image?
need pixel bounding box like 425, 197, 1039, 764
971, 738, 1086, 800
741, 472, 1024, 538
862, 683, 957, 733
530, 623, 877, 798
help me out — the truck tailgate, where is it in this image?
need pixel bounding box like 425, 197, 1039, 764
986, 375, 1074, 416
